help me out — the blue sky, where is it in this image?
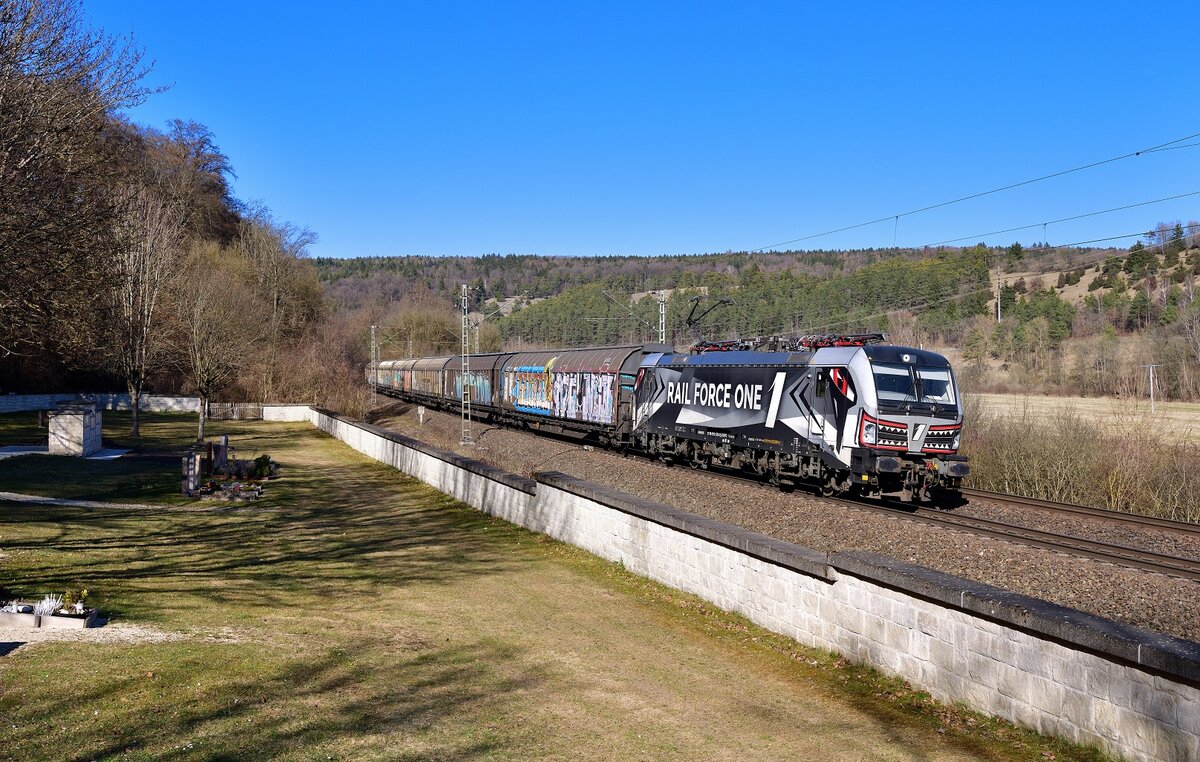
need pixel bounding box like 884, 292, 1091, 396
89, 2, 1200, 259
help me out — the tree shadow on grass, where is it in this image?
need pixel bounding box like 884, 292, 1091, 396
0, 461, 526, 614
11, 637, 547, 760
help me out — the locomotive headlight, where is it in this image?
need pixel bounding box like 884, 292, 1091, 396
862, 422, 877, 445
952, 433, 960, 450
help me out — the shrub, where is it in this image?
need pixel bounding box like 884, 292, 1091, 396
962, 401, 1200, 522
252, 454, 272, 479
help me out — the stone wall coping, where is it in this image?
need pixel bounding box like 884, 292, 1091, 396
310, 408, 536, 494
535, 469, 1200, 687
834, 551, 1200, 685
534, 470, 832, 581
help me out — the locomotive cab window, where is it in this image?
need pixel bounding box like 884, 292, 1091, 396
872, 363, 957, 406
815, 370, 827, 398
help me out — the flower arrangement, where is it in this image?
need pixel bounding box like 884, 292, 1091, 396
62, 588, 91, 615
33, 594, 63, 617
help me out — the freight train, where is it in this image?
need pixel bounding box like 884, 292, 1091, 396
367, 336, 969, 502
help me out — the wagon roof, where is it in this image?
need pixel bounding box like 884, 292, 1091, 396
505, 345, 641, 373
412, 356, 454, 371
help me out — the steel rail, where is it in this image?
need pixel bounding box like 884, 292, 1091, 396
680, 468, 1200, 583
879, 502, 1200, 583
960, 487, 1200, 537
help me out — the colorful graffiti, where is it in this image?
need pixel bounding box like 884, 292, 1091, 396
502, 358, 617, 424
454, 371, 492, 405
552, 372, 616, 423
505, 360, 556, 415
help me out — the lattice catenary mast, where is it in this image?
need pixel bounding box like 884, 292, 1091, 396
460, 284, 473, 445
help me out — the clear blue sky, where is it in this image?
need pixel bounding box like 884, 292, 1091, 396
90, 1, 1200, 259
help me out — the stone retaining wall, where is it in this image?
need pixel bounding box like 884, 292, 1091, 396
0, 393, 200, 414
281, 405, 1200, 762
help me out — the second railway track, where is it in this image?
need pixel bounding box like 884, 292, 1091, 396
664, 459, 1200, 583
960, 486, 1200, 537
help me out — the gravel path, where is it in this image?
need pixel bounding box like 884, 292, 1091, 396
374, 403, 1200, 643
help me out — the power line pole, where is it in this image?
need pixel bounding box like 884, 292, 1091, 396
658, 291, 667, 344
460, 284, 473, 445
1142, 364, 1161, 414
995, 271, 1002, 323
370, 324, 378, 409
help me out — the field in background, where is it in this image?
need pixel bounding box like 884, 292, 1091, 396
0, 414, 1101, 760
973, 392, 1200, 445
963, 393, 1200, 521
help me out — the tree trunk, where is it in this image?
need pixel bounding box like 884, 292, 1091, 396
130, 386, 141, 438
197, 394, 207, 442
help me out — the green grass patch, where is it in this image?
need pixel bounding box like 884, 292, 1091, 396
0, 411, 43, 446
0, 455, 185, 504
0, 415, 1114, 760
0, 412, 298, 505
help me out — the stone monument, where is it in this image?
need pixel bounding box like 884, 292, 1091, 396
48, 402, 102, 457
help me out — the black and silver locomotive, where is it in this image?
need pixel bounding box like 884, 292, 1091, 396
367, 335, 968, 502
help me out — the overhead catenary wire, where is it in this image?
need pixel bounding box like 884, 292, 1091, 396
923, 189, 1200, 248
747, 130, 1200, 253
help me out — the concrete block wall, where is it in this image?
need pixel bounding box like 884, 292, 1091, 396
280, 406, 1200, 762
0, 393, 200, 414
261, 404, 317, 423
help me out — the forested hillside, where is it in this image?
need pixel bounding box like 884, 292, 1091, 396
316, 248, 936, 310
333, 233, 1200, 402
495, 247, 992, 348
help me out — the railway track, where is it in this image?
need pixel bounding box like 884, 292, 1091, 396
858, 498, 1200, 583
960, 487, 1200, 537
389, 408, 1200, 585
670, 463, 1200, 583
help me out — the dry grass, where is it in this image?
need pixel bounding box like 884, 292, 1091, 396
974, 392, 1200, 445
963, 394, 1200, 522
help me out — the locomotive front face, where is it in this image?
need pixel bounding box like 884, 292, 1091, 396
851, 345, 969, 497
859, 352, 960, 454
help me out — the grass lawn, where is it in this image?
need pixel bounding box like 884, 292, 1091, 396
0, 412, 281, 505
0, 414, 1109, 760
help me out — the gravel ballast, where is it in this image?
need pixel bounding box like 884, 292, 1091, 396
374, 403, 1200, 643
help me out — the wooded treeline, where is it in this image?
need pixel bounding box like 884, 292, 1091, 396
316, 248, 956, 311
0, 0, 368, 431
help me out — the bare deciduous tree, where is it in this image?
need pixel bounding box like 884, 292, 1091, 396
173, 254, 263, 441
112, 188, 183, 437
235, 208, 321, 398
0, 0, 155, 357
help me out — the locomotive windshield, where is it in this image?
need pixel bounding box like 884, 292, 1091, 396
872, 363, 957, 406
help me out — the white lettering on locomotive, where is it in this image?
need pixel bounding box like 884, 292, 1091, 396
666, 381, 763, 410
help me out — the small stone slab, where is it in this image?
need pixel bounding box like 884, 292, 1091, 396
0, 609, 38, 627
0, 445, 48, 461
39, 610, 97, 629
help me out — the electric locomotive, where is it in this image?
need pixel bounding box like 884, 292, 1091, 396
633, 337, 968, 501
367, 335, 968, 502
